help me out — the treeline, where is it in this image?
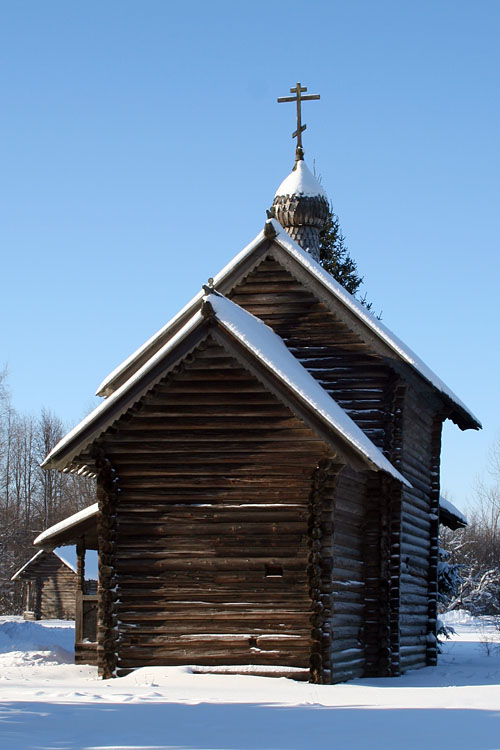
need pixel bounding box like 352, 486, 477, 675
440, 438, 500, 616
0, 369, 96, 614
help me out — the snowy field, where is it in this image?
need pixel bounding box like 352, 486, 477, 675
1, 612, 499, 750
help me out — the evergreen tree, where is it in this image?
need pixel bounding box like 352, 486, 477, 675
319, 205, 374, 312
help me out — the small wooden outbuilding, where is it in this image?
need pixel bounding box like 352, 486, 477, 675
11, 550, 77, 621
34, 503, 99, 663
41, 154, 480, 683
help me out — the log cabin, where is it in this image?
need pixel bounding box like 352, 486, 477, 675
11, 549, 77, 621
40, 148, 480, 682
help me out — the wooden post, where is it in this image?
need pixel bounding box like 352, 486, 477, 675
75, 539, 86, 649
308, 458, 341, 684
426, 415, 444, 666
363, 473, 389, 676
94, 447, 120, 679
386, 476, 402, 677
386, 381, 406, 677
363, 378, 405, 677
76, 539, 85, 593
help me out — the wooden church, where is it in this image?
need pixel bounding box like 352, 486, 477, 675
42, 86, 480, 682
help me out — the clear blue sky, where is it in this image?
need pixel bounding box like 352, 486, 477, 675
1, 1, 499, 513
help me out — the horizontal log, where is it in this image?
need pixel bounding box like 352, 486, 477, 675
117, 651, 309, 668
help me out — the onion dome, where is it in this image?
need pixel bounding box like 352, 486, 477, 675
270, 159, 329, 262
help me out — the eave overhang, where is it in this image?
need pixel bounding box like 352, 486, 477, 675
33, 503, 99, 550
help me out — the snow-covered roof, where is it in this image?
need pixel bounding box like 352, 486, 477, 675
33, 504, 99, 547
439, 495, 467, 529
274, 159, 328, 199
206, 293, 410, 486
269, 222, 480, 429
43, 290, 409, 486
95, 230, 270, 397
11, 551, 45, 580
94, 219, 479, 432
52, 548, 78, 574
11, 549, 77, 581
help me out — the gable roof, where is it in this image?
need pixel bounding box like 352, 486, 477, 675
96, 219, 480, 432
11, 549, 77, 581
42, 292, 409, 487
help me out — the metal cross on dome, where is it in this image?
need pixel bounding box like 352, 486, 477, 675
277, 82, 320, 158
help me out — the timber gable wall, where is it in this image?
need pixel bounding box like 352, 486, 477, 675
97, 336, 332, 675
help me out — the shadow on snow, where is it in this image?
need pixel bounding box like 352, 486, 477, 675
1, 701, 500, 750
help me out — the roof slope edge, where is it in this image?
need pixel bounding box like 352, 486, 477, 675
95, 218, 480, 431
204, 292, 410, 487
34, 503, 99, 548
96, 228, 270, 397
268, 220, 480, 430
43, 292, 409, 488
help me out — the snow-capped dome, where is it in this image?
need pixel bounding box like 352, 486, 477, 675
270, 158, 329, 262
274, 159, 328, 200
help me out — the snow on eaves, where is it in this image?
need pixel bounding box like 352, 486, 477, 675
439, 495, 467, 526
206, 292, 411, 487
10, 549, 77, 581
274, 160, 328, 199
33, 503, 99, 548
269, 219, 481, 429
11, 551, 45, 581
43, 287, 408, 485
53, 548, 77, 574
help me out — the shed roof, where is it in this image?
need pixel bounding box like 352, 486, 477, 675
95, 219, 480, 432
33, 503, 99, 549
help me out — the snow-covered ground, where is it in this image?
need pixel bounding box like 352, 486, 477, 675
1, 612, 499, 750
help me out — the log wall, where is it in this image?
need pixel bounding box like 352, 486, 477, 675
98, 337, 330, 675
231, 258, 394, 449
330, 465, 367, 682
398, 386, 440, 672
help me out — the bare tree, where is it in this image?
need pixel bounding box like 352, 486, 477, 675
441, 437, 500, 615
0, 370, 96, 614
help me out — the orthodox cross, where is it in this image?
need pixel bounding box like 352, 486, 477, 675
277, 82, 320, 158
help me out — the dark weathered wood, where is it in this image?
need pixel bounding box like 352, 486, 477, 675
426, 415, 443, 666
308, 459, 342, 684
94, 451, 120, 679
48, 249, 460, 683
15, 552, 77, 621
96, 338, 333, 673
